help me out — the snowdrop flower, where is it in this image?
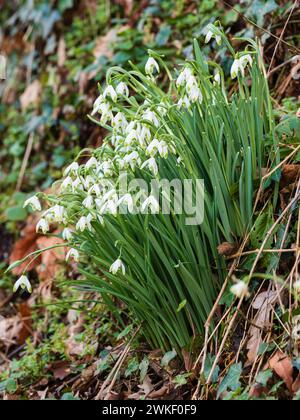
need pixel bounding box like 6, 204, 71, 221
115, 157, 126, 170
111, 134, 124, 147
117, 194, 134, 213
141, 157, 158, 176
125, 121, 137, 135
186, 75, 197, 90
89, 184, 102, 196
293, 279, 300, 291
214, 72, 221, 85
61, 176, 73, 191
66, 248, 79, 262
95, 198, 103, 210
231, 55, 253, 79
145, 57, 159, 76
112, 112, 127, 133
24, 195, 41, 212
231, 54, 253, 79
13, 275, 32, 293
101, 161, 113, 177
100, 110, 113, 125
102, 188, 117, 203
176, 67, 193, 87
231, 59, 243, 79
43, 208, 55, 223
143, 110, 159, 127
205, 29, 221, 45
177, 96, 191, 109
116, 82, 129, 97
76, 216, 92, 232
109, 258, 126, 275
100, 199, 117, 216
157, 103, 168, 116
83, 195, 94, 210
82, 175, 95, 190
141, 195, 159, 213
125, 130, 138, 146
158, 140, 168, 158
103, 85, 117, 102
230, 281, 249, 298
186, 82, 202, 103
240, 54, 253, 68
123, 151, 141, 170
72, 177, 84, 191
98, 101, 111, 115
49, 204, 66, 223
96, 102, 113, 125
85, 156, 98, 170
91, 94, 104, 116
62, 227, 73, 241
64, 162, 79, 177
36, 218, 49, 234
146, 139, 160, 157
140, 125, 151, 144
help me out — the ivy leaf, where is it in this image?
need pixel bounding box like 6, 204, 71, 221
204, 353, 220, 384
155, 25, 171, 47
61, 392, 80, 400
161, 349, 177, 367
0, 378, 17, 393
6, 206, 27, 221
246, 0, 278, 27
256, 369, 273, 386
173, 373, 191, 388
139, 357, 149, 382
116, 324, 133, 340
217, 362, 242, 399
125, 357, 139, 377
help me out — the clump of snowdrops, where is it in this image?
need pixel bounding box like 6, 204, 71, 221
14, 24, 279, 353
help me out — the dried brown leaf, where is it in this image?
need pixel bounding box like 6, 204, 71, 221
20, 80, 42, 111
268, 351, 293, 392
9, 229, 40, 276
36, 232, 66, 281
217, 242, 238, 257
17, 302, 32, 345
93, 28, 118, 60
148, 384, 169, 399
281, 164, 300, 186
0, 315, 23, 349
57, 37, 66, 67
246, 290, 277, 364
50, 361, 71, 380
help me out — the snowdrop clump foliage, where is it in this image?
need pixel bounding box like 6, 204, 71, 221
16, 24, 278, 352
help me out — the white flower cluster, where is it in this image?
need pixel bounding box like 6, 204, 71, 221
230, 54, 253, 79
20, 32, 256, 288
205, 24, 253, 80
176, 67, 203, 108
22, 56, 182, 270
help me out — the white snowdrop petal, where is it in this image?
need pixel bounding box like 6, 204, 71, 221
109, 258, 126, 275
145, 57, 160, 76
13, 275, 32, 293
230, 281, 249, 298
24, 196, 41, 212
